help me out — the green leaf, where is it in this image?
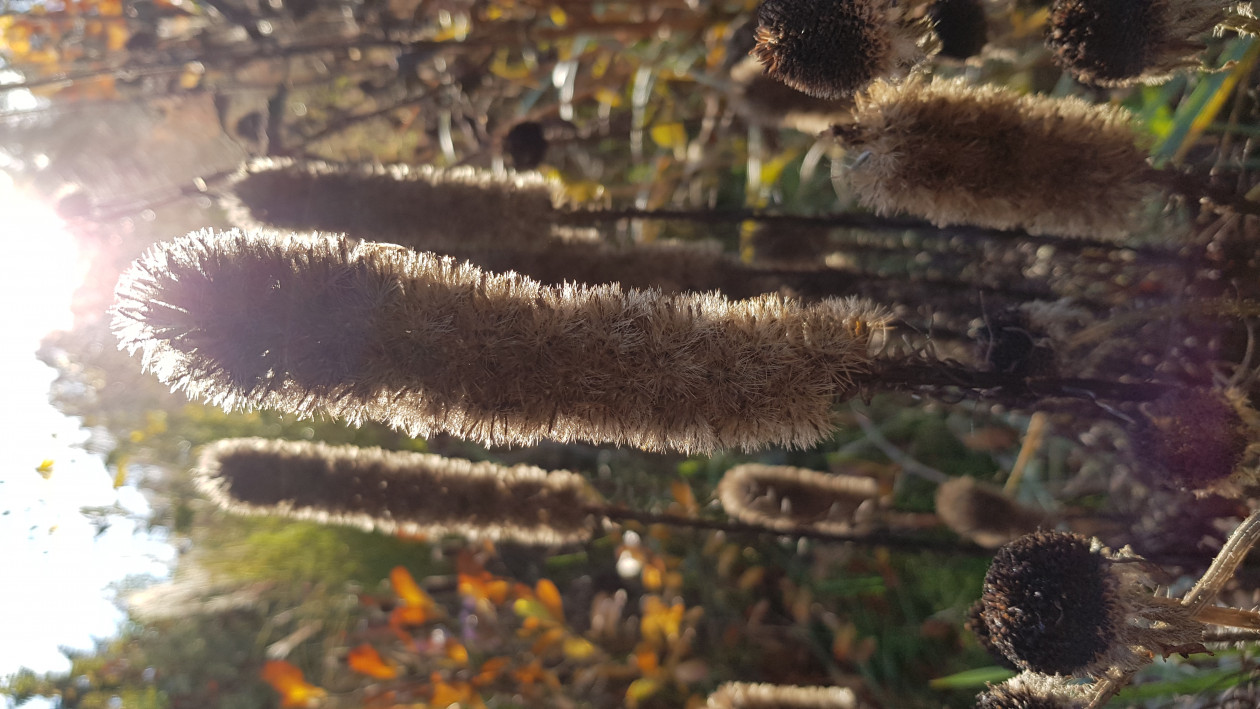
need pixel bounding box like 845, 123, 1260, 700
928, 666, 1016, 690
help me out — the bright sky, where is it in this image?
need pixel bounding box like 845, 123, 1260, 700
0, 174, 175, 689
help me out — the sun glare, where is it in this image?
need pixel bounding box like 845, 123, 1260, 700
0, 172, 84, 350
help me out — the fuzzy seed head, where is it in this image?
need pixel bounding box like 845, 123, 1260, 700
1047, 0, 1228, 86
976, 672, 1087, 709
197, 438, 596, 544
965, 599, 1018, 669
113, 230, 885, 454
935, 477, 1046, 548
753, 0, 928, 99
706, 681, 859, 708
223, 157, 567, 249
837, 77, 1153, 239
717, 464, 881, 534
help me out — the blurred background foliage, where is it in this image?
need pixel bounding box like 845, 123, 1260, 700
3, 0, 1260, 706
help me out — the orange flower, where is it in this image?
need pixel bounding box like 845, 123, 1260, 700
389, 566, 438, 630
260, 660, 327, 708
456, 550, 511, 606
640, 596, 685, 648
347, 644, 398, 680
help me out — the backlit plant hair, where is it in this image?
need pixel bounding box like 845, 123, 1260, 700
705, 681, 860, 708
223, 158, 571, 250
1046, 0, 1231, 86
112, 229, 886, 454
196, 438, 597, 545
975, 672, 1088, 709
752, 0, 933, 99
716, 464, 883, 535
832, 77, 1154, 239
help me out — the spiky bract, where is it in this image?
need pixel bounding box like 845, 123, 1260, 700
197, 438, 596, 544
716, 464, 881, 534
1047, 0, 1228, 86
837, 78, 1153, 239
223, 157, 565, 248
752, 0, 928, 99
981, 531, 1202, 677
113, 230, 885, 454
706, 681, 859, 708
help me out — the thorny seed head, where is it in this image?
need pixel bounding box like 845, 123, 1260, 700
752, 0, 930, 99
981, 531, 1202, 677
1130, 388, 1259, 493
1046, 0, 1229, 86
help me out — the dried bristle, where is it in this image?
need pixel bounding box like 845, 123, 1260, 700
706, 681, 858, 709
196, 438, 595, 545
981, 531, 1119, 675
113, 230, 886, 454
1047, 0, 1228, 86
716, 464, 881, 534
930, 0, 988, 60
840, 78, 1153, 239
934, 477, 1045, 548
976, 672, 1087, 709
1131, 388, 1252, 491
753, 0, 927, 99
223, 158, 564, 249
981, 531, 1203, 677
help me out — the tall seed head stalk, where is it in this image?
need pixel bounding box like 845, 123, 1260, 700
1047, 0, 1229, 86
196, 438, 597, 545
224, 158, 570, 248
833, 78, 1154, 239
752, 0, 933, 99
705, 682, 860, 708
113, 230, 886, 454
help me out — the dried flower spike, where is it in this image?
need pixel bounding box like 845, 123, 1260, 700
113, 230, 886, 454
834, 78, 1154, 239
706, 681, 860, 708
1047, 0, 1230, 86
196, 438, 596, 545
980, 531, 1204, 677
717, 463, 883, 535
934, 477, 1048, 548
223, 157, 568, 249
752, 0, 932, 99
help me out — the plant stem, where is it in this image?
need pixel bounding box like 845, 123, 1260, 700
1182, 507, 1260, 614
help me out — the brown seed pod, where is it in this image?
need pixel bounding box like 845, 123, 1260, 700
1046, 0, 1229, 86
196, 438, 597, 545
113, 230, 887, 454
752, 0, 931, 99
930, 0, 988, 60
1129, 387, 1260, 494
706, 681, 860, 708
716, 463, 883, 535
934, 477, 1048, 548
834, 77, 1154, 239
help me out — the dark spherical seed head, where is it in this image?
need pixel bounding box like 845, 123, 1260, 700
503, 121, 549, 170
930, 0, 988, 60
754, 0, 890, 99
1046, 0, 1157, 85
1131, 389, 1251, 491
981, 531, 1117, 675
